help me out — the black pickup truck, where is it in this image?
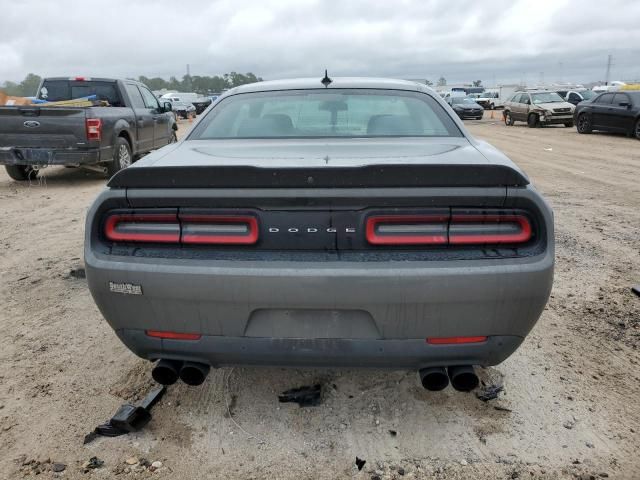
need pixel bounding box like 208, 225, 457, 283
0, 77, 177, 181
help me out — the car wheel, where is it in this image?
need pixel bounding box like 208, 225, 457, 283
527, 113, 539, 128
489, 103, 495, 110
504, 111, 514, 126
169, 131, 178, 143
107, 137, 132, 177
635, 119, 640, 140
5, 165, 38, 181
564, 122, 574, 128
577, 113, 592, 134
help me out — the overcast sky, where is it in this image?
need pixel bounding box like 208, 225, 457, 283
1, 0, 638, 86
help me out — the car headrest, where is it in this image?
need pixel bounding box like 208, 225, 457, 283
366, 115, 421, 135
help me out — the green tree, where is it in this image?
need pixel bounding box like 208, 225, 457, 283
472, 79, 483, 87
424, 79, 434, 87
437, 76, 447, 87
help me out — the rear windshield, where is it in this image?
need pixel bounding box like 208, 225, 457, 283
189, 89, 462, 139
38, 80, 124, 106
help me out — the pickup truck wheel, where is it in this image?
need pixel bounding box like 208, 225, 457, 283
634, 119, 640, 139
5, 165, 38, 181
489, 103, 495, 110
504, 111, 514, 126
577, 113, 592, 134
107, 138, 132, 177
170, 131, 178, 143
527, 113, 539, 128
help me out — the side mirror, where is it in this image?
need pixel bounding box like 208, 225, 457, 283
619, 101, 631, 108
163, 101, 173, 112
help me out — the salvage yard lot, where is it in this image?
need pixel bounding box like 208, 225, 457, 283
0, 118, 638, 479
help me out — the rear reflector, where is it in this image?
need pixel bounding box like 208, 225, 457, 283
366, 215, 449, 245
104, 213, 180, 243
427, 336, 488, 344
86, 118, 102, 141
449, 214, 531, 245
146, 330, 202, 340
180, 214, 258, 245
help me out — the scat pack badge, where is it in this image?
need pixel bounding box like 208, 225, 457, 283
109, 281, 143, 295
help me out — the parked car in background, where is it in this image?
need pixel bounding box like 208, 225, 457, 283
166, 99, 196, 119
0, 77, 177, 181
85, 77, 554, 392
160, 92, 211, 114
447, 96, 484, 119
503, 91, 575, 128
555, 88, 598, 106
575, 91, 640, 139
475, 90, 503, 110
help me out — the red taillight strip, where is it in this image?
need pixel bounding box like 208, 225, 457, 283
146, 330, 202, 340
449, 214, 532, 245
180, 215, 259, 245
86, 118, 102, 141
366, 215, 449, 245
427, 336, 488, 344
104, 214, 180, 243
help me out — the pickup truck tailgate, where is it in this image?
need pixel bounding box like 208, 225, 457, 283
0, 106, 88, 148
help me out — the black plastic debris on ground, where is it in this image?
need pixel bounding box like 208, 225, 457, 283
83, 457, 104, 471
632, 285, 640, 297
84, 386, 166, 444
69, 267, 86, 279
278, 384, 322, 407
476, 384, 504, 402
355, 457, 366, 471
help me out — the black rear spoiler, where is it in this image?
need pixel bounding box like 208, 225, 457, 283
108, 164, 529, 189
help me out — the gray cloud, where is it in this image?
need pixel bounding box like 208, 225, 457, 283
1, 0, 638, 85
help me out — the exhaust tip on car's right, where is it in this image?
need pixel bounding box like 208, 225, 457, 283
179, 362, 210, 386
418, 365, 479, 392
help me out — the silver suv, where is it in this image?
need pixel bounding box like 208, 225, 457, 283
503, 90, 575, 128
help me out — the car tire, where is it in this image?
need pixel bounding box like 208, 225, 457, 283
107, 137, 132, 177
476, 116, 483, 120
634, 118, 640, 140
504, 111, 514, 126
169, 131, 178, 143
5, 165, 38, 181
489, 103, 495, 110
564, 122, 574, 128
577, 113, 592, 134
527, 113, 539, 128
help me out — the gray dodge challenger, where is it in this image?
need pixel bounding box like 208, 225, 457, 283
85, 77, 554, 392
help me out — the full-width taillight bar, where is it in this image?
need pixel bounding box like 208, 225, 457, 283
180, 214, 259, 245
104, 213, 180, 243
366, 215, 449, 245
366, 211, 532, 246
103, 212, 259, 245
448, 213, 532, 245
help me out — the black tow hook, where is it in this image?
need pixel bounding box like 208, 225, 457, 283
83, 385, 166, 444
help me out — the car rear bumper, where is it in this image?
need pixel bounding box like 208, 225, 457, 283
0, 147, 101, 166
118, 329, 524, 369
85, 250, 554, 369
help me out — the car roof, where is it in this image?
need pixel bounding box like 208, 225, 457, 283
225, 77, 432, 95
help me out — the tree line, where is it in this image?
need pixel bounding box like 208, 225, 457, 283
1, 72, 263, 97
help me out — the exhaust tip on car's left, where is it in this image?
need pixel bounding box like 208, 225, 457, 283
418, 365, 479, 392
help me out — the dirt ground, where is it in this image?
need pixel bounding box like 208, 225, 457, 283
0, 116, 638, 479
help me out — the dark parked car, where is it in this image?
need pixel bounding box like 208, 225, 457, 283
575, 91, 640, 139
447, 96, 484, 119
85, 77, 554, 393
0, 77, 177, 180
